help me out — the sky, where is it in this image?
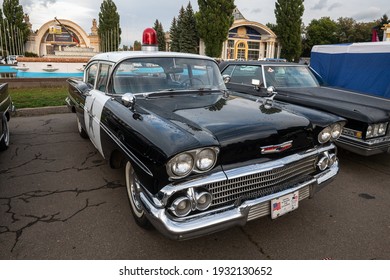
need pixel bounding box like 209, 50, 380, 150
2, 0, 389, 46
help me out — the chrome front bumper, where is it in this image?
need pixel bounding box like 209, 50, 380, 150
336, 135, 390, 156
138, 145, 339, 240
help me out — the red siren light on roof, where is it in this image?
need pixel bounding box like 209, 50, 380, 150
142, 28, 158, 51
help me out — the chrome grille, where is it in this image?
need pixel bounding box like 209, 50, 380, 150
205, 156, 317, 209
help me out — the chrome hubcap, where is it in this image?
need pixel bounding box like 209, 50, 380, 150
125, 162, 143, 217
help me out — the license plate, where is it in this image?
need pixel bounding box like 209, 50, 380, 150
271, 191, 299, 219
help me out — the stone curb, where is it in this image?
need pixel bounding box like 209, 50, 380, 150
11, 105, 71, 117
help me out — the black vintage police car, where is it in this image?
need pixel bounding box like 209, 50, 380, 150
220, 60, 390, 156
66, 29, 345, 240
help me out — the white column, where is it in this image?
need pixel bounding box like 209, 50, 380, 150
266, 42, 271, 58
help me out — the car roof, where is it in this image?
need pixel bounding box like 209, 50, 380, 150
89, 51, 215, 64
219, 60, 302, 70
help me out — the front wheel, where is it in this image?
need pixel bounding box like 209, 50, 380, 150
125, 161, 152, 229
0, 115, 10, 151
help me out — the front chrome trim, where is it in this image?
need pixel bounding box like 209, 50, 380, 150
139, 162, 338, 240
158, 144, 335, 206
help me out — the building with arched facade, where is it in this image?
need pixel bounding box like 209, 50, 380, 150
199, 8, 281, 60
24, 18, 100, 57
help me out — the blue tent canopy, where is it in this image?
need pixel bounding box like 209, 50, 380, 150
310, 42, 390, 98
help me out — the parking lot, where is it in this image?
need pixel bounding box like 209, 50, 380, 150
0, 113, 389, 259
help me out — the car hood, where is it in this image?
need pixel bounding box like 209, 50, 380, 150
277, 87, 390, 123
138, 92, 313, 164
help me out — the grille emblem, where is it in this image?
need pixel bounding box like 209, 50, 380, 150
261, 141, 293, 154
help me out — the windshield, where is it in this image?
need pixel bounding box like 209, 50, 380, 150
263, 65, 319, 88
112, 57, 226, 94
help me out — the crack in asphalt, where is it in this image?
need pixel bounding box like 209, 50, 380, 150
239, 227, 272, 259
81, 151, 99, 166
0, 152, 104, 178
0, 179, 123, 252
0, 153, 56, 175
9, 199, 105, 252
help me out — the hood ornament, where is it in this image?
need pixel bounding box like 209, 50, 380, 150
263, 86, 277, 109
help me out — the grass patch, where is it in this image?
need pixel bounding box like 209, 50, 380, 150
10, 86, 68, 108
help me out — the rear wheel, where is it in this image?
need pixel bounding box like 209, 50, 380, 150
125, 161, 152, 229
76, 116, 88, 139
0, 115, 10, 151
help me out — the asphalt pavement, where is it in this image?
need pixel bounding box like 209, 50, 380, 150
0, 112, 389, 259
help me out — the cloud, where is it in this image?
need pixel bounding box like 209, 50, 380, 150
252, 8, 262, 14
21, 0, 57, 8
328, 3, 343, 11
353, 6, 381, 21
312, 0, 328, 10
41, 0, 57, 8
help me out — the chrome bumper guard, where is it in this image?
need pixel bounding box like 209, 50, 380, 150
140, 145, 339, 240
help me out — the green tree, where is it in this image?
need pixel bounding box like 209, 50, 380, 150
274, 0, 304, 61
375, 14, 389, 41
98, 0, 121, 52
169, 17, 180, 52
305, 17, 338, 50
179, 2, 199, 53
196, 0, 235, 57
0, 0, 30, 56
336, 17, 357, 43
153, 19, 166, 51
133, 40, 141, 51
354, 21, 376, 42
175, 6, 186, 52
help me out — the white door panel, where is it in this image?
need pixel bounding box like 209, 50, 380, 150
84, 90, 110, 158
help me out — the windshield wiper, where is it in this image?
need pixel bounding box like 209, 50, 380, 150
144, 89, 184, 98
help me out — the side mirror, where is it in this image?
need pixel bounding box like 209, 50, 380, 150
252, 79, 263, 91
222, 74, 231, 84
122, 93, 136, 109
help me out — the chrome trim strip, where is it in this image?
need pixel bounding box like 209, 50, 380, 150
339, 134, 390, 146
0, 95, 11, 108
99, 118, 154, 177
336, 137, 390, 155
79, 104, 153, 176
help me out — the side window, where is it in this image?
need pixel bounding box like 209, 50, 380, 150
96, 63, 112, 92
222, 65, 235, 77
86, 63, 98, 87
230, 65, 262, 85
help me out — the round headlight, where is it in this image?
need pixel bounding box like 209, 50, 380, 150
328, 153, 337, 167
317, 156, 329, 171
318, 127, 332, 143
170, 196, 192, 217
331, 123, 342, 140
195, 192, 212, 211
171, 153, 194, 177
195, 149, 217, 171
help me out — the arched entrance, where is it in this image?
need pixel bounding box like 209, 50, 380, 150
235, 41, 248, 60
221, 9, 281, 61
34, 19, 91, 56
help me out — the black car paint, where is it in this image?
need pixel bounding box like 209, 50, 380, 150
220, 61, 390, 154
70, 86, 332, 193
